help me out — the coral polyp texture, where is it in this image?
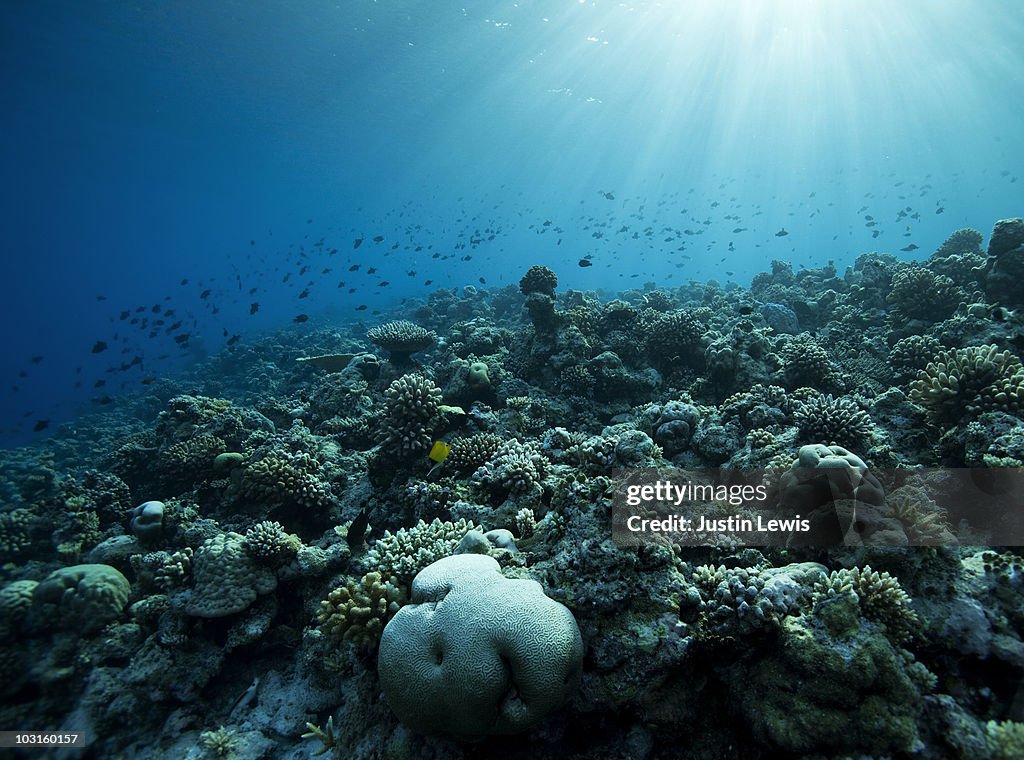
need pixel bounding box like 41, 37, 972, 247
367, 320, 437, 364
2, 217, 1024, 759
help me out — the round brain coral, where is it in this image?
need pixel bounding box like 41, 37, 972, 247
378, 554, 583, 741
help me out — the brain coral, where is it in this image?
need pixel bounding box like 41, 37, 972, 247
178, 533, 278, 618
31, 564, 131, 633
378, 554, 583, 741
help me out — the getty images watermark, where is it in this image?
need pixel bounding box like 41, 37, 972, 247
611, 459, 1024, 548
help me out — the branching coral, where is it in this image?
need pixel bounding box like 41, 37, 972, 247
909, 344, 1024, 425
317, 571, 405, 648
793, 393, 875, 448
813, 565, 920, 643
367, 320, 437, 365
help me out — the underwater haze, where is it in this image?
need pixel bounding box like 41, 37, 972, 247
2, 0, 1022, 442
2, 2, 1024, 759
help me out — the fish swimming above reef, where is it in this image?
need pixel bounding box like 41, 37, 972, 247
775, 228, 789, 237
901, 243, 919, 251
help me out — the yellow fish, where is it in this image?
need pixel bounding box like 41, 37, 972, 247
428, 441, 451, 463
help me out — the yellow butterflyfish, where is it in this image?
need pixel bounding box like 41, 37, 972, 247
428, 441, 451, 463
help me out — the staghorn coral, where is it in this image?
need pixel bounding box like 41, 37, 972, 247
886, 266, 965, 323
317, 571, 405, 648
793, 393, 875, 448
813, 565, 920, 643
909, 344, 1024, 425
364, 517, 476, 581
367, 320, 437, 365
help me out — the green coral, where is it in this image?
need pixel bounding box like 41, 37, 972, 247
732, 595, 924, 755
317, 571, 405, 648
986, 719, 1024, 760
813, 565, 920, 643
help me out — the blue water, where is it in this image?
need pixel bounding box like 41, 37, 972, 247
2, 0, 1022, 446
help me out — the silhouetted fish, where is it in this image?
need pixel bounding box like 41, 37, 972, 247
92, 341, 108, 353
775, 229, 789, 237
347, 508, 370, 549
901, 244, 919, 251
250, 303, 259, 315
578, 258, 593, 267
33, 419, 49, 432
293, 314, 309, 323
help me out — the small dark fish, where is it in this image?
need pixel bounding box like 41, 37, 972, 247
775, 228, 789, 237
901, 243, 919, 251
935, 207, 944, 214
174, 333, 190, 344
96, 294, 107, 301
353, 238, 363, 249
367, 267, 378, 275
738, 305, 754, 315
378, 281, 390, 287
293, 314, 309, 323
347, 508, 370, 549
250, 302, 259, 315
91, 341, 108, 353
578, 258, 593, 268
479, 277, 486, 284
141, 376, 159, 385
94, 379, 106, 388
250, 239, 255, 246
226, 334, 241, 346
602, 191, 615, 200
94, 396, 114, 405
355, 304, 368, 311
424, 279, 433, 285
33, 419, 50, 432
298, 288, 310, 299
119, 311, 130, 320
200, 289, 211, 299
872, 230, 881, 238
30, 356, 43, 364
373, 235, 384, 242
349, 264, 360, 272
180, 278, 189, 285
